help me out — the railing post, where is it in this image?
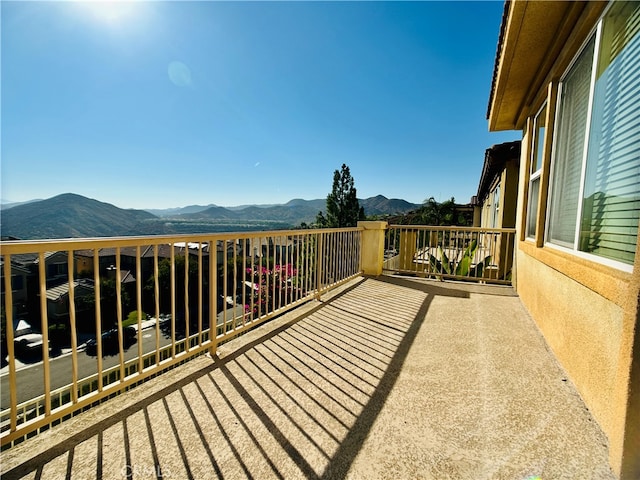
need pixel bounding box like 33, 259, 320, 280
209, 244, 217, 357
358, 221, 388, 276
315, 232, 323, 299
499, 230, 515, 281
399, 229, 417, 272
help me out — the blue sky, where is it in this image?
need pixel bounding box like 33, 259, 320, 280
2, 0, 518, 210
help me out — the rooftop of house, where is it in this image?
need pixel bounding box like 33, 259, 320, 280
45, 279, 94, 301
476, 140, 521, 203
486, 1, 606, 131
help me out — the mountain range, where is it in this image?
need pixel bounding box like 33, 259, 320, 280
1, 193, 420, 240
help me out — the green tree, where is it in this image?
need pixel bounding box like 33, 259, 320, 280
418, 197, 442, 225
314, 211, 327, 228
418, 197, 471, 226
100, 278, 131, 330
147, 254, 199, 315
324, 164, 365, 227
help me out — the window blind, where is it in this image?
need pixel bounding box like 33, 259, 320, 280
548, 37, 595, 247
527, 178, 540, 237
580, 2, 640, 264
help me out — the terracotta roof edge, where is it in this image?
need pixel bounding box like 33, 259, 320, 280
486, 1, 512, 121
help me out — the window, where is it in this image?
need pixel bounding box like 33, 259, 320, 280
0, 274, 24, 293
12, 275, 24, 291
527, 104, 546, 238
48, 262, 67, 278
548, 1, 640, 266
548, 38, 595, 247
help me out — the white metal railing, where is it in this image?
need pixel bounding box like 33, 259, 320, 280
384, 225, 516, 284
0, 227, 362, 446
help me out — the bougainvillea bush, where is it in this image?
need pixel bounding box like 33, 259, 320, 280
244, 263, 304, 318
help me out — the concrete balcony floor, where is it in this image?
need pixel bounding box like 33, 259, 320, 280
1, 275, 615, 479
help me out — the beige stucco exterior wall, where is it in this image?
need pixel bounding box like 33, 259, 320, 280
501, 159, 518, 229
488, 2, 640, 476
477, 157, 519, 231
508, 65, 639, 478
619, 247, 640, 479
621, 289, 640, 478
516, 251, 622, 426
472, 206, 481, 227
514, 241, 640, 477
75, 256, 93, 277
479, 185, 497, 229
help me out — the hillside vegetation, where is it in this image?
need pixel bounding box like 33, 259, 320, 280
1, 193, 420, 239
1, 193, 156, 239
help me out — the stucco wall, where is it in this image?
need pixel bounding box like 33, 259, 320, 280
515, 244, 640, 477
517, 250, 622, 425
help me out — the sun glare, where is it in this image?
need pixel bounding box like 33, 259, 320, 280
76, 0, 139, 27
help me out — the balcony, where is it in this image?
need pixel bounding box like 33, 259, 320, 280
0, 225, 615, 478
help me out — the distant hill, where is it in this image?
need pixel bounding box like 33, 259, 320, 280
176, 195, 418, 225
160, 196, 417, 218
0, 193, 158, 239
284, 198, 326, 210
359, 195, 418, 216
1, 193, 421, 239
1, 199, 43, 210
180, 205, 241, 221
147, 202, 289, 216
180, 203, 321, 225
226, 203, 282, 211
145, 204, 218, 217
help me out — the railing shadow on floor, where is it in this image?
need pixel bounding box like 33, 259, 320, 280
2, 276, 481, 480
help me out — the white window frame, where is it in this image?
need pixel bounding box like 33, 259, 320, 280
544, 3, 634, 273
526, 102, 547, 240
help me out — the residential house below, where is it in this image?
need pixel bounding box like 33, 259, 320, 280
474, 140, 521, 230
